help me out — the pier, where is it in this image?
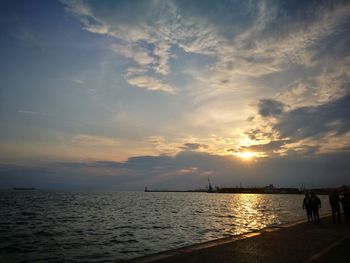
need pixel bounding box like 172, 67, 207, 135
128, 215, 350, 263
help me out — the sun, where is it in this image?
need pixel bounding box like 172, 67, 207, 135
237, 151, 256, 160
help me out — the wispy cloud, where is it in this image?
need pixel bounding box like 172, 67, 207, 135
71, 134, 120, 148
62, 0, 350, 111
110, 43, 154, 66
18, 110, 48, 116
7, 15, 48, 48
62, 0, 222, 91
67, 77, 84, 85
124, 68, 175, 93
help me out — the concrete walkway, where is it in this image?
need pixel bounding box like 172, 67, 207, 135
128, 216, 350, 263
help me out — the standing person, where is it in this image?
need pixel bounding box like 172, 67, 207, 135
303, 192, 313, 222
340, 190, 350, 224
310, 192, 321, 223
329, 190, 341, 223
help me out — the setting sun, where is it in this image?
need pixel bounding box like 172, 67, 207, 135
237, 151, 256, 160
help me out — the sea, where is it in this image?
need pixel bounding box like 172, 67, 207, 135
0, 191, 331, 262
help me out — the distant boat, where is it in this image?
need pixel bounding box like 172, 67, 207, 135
13, 187, 35, 190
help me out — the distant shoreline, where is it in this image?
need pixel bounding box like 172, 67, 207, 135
144, 190, 304, 194
145, 186, 347, 195
144, 189, 206, 193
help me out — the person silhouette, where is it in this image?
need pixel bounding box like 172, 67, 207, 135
310, 192, 321, 223
329, 190, 341, 223
340, 190, 350, 224
302, 192, 312, 222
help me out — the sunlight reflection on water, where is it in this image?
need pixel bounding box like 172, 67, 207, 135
0, 191, 331, 262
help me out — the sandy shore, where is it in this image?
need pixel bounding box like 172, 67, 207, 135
127, 215, 350, 263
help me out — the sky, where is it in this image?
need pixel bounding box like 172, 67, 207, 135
0, 0, 350, 190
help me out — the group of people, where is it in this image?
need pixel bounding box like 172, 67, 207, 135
302, 192, 321, 223
302, 190, 350, 224
328, 190, 350, 224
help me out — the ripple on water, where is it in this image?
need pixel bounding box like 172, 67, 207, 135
34, 230, 56, 237
0, 191, 332, 262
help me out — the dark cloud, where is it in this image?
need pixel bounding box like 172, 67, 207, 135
245, 128, 274, 141
247, 93, 350, 156
284, 145, 320, 156
242, 140, 290, 153
57, 156, 174, 171
258, 99, 285, 117
275, 94, 350, 140
1, 151, 350, 190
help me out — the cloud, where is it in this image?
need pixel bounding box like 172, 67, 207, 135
258, 99, 286, 117
67, 77, 84, 85
246, 1, 350, 68
3, 0, 350, 192
276, 56, 350, 108
10, 26, 46, 47
241, 140, 289, 153
1, 150, 350, 190
248, 93, 350, 155
124, 68, 175, 93
62, 0, 350, 109
189, 0, 350, 109
17, 110, 49, 117
275, 94, 350, 141
110, 43, 154, 65
180, 143, 209, 151
245, 128, 274, 142
38, 1, 350, 161
62, 0, 181, 94
71, 134, 119, 148
314, 57, 350, 103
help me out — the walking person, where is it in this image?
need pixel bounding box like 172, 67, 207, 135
310, 192, 321, 223
329, 190, 341, 223
302, 192, 313, 222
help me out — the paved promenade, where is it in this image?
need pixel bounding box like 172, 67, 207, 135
128, 216, 350, 263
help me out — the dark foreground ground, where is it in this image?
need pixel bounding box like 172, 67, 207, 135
127, 215, 350, 263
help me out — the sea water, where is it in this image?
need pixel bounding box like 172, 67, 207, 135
0, 191, 331, 262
